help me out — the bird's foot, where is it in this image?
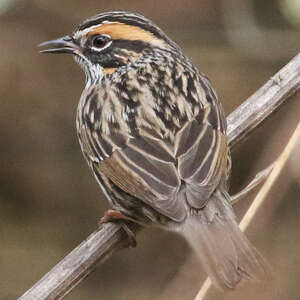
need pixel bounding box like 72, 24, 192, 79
98, 209, 127, 224
98, 209, 137, 248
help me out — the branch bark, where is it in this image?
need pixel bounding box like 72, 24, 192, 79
19, 53, 300, 300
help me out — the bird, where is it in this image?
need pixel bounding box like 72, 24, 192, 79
39, 11, 270, 290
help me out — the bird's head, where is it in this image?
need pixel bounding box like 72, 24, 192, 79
39, 11, 179, 84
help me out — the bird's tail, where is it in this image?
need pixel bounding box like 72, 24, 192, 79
180, 189, 270, 290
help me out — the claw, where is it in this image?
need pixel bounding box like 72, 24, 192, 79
98, 209, 126, 225
98, 209, 137, 248
120, 222, 137, 248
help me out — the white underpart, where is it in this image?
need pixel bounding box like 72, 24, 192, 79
74, 55, 104, 88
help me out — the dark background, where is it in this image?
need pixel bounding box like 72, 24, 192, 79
0, 0, 299, 299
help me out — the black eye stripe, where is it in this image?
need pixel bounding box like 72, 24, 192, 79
112, 40, 149, 53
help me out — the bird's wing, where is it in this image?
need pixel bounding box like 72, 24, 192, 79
78, 116, 186, 222
175, 100, 229, 209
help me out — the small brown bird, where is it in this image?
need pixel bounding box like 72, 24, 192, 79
40, 11, 269, 290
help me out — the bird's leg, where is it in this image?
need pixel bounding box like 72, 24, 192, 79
98, 209, 137, 248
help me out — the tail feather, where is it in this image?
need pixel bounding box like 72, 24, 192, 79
180, 190, 270, 290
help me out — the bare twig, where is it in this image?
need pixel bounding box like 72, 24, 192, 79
195, 123, 300, 300
230, 163, 274, 205
19, 53, 300, 300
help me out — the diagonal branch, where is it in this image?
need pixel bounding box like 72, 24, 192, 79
19, 53, 300, 300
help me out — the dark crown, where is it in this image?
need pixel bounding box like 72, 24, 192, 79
76, 11, 178, 49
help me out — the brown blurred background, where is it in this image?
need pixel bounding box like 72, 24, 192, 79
0, 0, 299, 299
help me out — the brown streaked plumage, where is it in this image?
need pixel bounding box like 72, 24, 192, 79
39, 11, 270, 291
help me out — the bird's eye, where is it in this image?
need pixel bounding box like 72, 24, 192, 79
91, 35, 111, 49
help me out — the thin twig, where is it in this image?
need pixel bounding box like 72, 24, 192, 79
195, 123, 300, 300
230, 163, 274, 205
19, 53, 300, 300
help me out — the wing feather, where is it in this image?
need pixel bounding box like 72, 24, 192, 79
78, 77, 228, 221
176, 104, 228, 208
95, 133, 186, 222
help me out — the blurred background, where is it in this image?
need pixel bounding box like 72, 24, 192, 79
0, 0, 299, 299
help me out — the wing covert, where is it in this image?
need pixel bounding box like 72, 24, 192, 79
91, 130, 186, 222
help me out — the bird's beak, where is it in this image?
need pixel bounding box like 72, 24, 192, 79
38, 35, 80, 54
